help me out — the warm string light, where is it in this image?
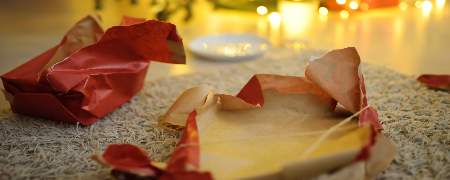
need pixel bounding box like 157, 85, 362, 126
399, 2, 408, 11
415, 0, 423, 8
321, 0, 446, 18
336, 0, 347, 5
398, 0, 445, 15
340, 10, 350, 19
256, 5, 268, 15
267, 12, 281, 46
422, 0, 433, 9
268, 12, 281, 23
421, 0, 433, 15
349, 1, 359, 10
333, 0, 360, 14
436, 0, 446, 9
268, 12, 281, 26
319, 7, 329, 16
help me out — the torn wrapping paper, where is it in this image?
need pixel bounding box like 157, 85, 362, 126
1, 16, 185, 125
95, 47, 395, 179
417, 74, 450, 91
93, 143, 212, 180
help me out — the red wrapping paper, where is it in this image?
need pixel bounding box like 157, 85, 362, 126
1, 16, 185, 125
94, 143, 212, 180
417, 74, 450, 91
94, 144, 161, 177
166, 111, 200, 172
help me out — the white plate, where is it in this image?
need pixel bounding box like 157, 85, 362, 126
189, 34, 270, 61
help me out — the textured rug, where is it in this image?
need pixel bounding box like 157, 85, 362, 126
0, 48, 449, 180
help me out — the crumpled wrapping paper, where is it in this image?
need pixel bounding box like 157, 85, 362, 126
95, 47, 396, 180
1, 16, 185, 125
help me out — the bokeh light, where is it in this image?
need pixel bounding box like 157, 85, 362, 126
349, 1, 359, 10
436, 0, 446, 9
268, 12, 281, 26
421, 0, 433, 16
399, 2, 408, 11
319, 7, 329, 16
256, 5, 268, 15
340, 10, 350, 19
336, 0, 347, 5
415, 1, 423, 8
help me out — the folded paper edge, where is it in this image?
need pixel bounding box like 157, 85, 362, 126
234, 74, 337, 110
159, 86, 211, 128
305, 47, 382, 130
160, 74, 337, 126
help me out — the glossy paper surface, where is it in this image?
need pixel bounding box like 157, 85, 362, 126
1, 16, 185, 125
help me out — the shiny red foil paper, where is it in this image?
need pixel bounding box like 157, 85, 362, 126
1, 16, 185, 125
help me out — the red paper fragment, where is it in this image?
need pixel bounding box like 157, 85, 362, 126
236, 75, 264, 106
167, 111, 200, 172
97, 144, 160, 177
417, 74, 450, 91
359, 74, 382, 130
95, 143, 212, 180
94, 112, 209, 179
1, 16, 186, 125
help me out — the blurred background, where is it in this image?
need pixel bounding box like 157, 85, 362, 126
0, 0, 449, 77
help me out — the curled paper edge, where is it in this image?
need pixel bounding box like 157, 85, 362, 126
159, 86, 211, 128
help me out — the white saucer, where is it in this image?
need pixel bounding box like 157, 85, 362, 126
188, 34, 270, 61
